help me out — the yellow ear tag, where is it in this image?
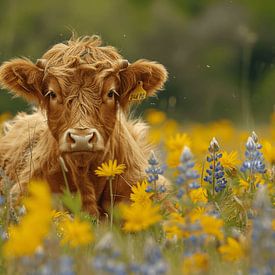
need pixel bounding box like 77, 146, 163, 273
129, 81, 147, 101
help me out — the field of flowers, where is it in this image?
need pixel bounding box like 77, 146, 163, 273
0, 109, 274, 275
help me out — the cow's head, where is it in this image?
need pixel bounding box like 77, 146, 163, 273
0, 36, 167, 163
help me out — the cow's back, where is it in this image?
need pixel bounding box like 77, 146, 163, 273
0, 111, 49, 184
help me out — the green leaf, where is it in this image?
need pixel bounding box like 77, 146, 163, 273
61, 188, 82, 215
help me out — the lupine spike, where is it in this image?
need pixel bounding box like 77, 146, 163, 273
175, 146, 199, 199
204, 137, 227, 193
240, 133, 266, 174
145, 151, 166, 194
209, 137, 220, 153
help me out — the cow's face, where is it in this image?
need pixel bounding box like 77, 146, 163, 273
0, 36, 167, 161
42, 73, 120, 156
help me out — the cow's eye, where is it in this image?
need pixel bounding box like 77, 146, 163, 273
107, 89, 118, 99
107, 89, 115, 98
45, 90, 57, 99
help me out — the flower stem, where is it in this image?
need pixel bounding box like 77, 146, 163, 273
109, 177, 114, 229
249, 173, 255, 193
153, 180, 157, 197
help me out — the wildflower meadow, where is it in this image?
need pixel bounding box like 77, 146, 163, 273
0, 109, 274, 275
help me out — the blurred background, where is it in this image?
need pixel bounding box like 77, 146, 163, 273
0, 0, 275, 127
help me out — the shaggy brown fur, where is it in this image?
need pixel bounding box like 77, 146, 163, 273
0, 35, 168, 217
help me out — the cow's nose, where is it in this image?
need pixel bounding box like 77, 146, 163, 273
65, 128, 101, 151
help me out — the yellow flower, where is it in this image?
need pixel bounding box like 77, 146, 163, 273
238, 175, 265, 194
23, 183, 52, 211
239, 178, 249, 190
130, 180, 152, 206
189, 207, 206, 222
163, 224, 186, 240
95, 160, 126, 178
189, 187, 208, 203
165, 133, 191, 151
52, 210, 70, 220
182, 253, 209, 275
200, 215, 224, 241
168, 212, 185, 223
146, 109, 166, 125
272, 219, 275, 231
167, 149, 182, 168
219, 237, 245, 262
262, 140, 275, 165
165, 133, 192, 167
163, 212, 188, 239
3, 181, 52, 258
59, 218, 93, 247
120, 202, 161, 232
255, 174, 265, 186
220, 151, 240, 172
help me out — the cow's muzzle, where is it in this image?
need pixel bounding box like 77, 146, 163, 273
59, 128, 104, 153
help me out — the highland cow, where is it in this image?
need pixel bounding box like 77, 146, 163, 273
0, 36, 168, 217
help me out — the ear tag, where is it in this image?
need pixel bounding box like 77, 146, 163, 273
129, 81, 147, 101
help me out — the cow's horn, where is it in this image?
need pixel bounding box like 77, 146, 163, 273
36, 59, 47, 68
119, 59, 129, 70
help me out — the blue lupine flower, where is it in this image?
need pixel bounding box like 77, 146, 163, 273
145, 151, 166, 194
249, 186, 275, 275
40, 263, 54, 275
130, 238, 168, 275
92, 233, 127, 275
184, 234, 206, 255
176, 189, 185, 199
241, 133, 266, 174
204, 138, 227, 193
59, 255, 75, 275
0, 195, 5, 205
176, 146, 199, 198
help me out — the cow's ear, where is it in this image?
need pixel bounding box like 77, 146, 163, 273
0, 58, 44, 104
119, 59, 168, 107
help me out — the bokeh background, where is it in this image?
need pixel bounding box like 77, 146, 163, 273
0, 0, 275, 128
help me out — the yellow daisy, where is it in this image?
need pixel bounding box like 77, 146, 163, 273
200, 215, 224, 241
59, 218, 93, 247
165, 133, 191, 151
219, 237, 245, 262
182, 253, 209, 275
120, 202, 161, 232
3, 181, 52, 258
262, 140, 275, 165
163, 212, 188, 239
95, 159, 126, 178
220, 151, 240, 171
130, 180, 152, 206
189, 187, 208, 203
167, 149, 182, 168
239, 178, 249, 190
189, 207, 206, 222
52, 210, 70, 221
